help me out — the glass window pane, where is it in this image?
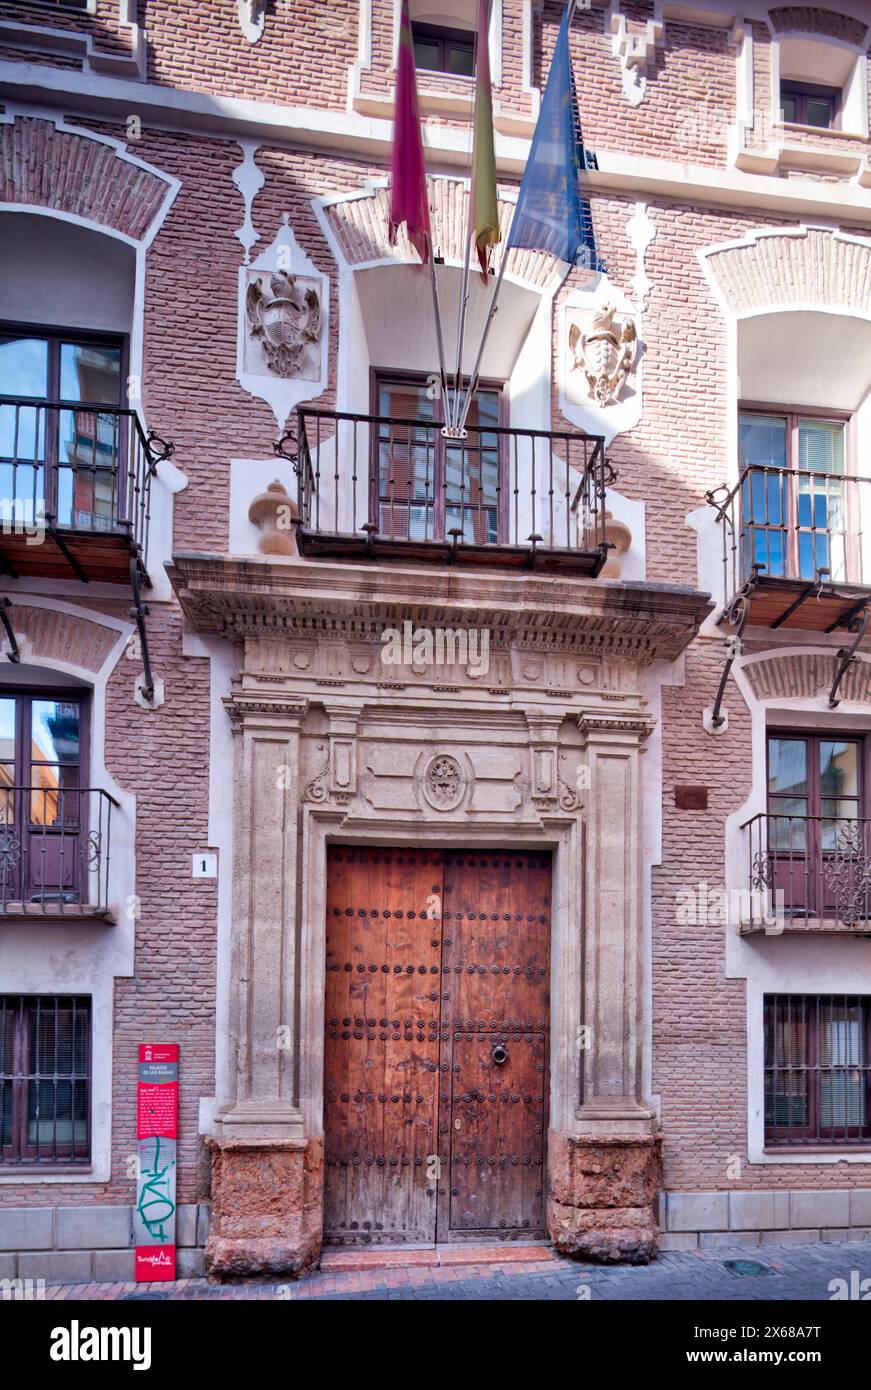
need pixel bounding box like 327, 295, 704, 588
0, 337, 48, 399
806, 99, 832, 129
413, 38, 440, 70
798, 420, 844, 475
820, 741, 858, 798
780, 94, 797, 123
739, 414, 787, 471
447, 43, 474, 77
0, 698, 15, 763
769, 802, 808, 852
378, 380, 435, 435
30, 700, 81, 766
59, 343, 122, 406
768, 738, 808, 797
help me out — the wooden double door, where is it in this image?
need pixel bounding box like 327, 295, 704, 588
323, 846, 551, 1245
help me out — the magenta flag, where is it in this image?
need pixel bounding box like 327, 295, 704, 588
388, 0, 431, 263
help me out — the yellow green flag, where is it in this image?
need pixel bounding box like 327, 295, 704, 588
472, 0, 500, 281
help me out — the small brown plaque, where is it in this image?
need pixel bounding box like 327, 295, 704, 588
674, 785, 708, 811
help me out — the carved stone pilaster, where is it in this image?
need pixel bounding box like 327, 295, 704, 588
575, 710, 655, 1132
216, 692, 308, 1140
208, 691, 317, 1276
323, 703, 362, 804
525, 710, 564, 811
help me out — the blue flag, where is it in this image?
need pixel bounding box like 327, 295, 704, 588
507, 6, 603, 271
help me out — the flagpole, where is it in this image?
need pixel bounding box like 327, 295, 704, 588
451, 208, 474, 430
427, 239, 452, 415
454, 244, 508, 434
449, 3, 484, 430
456, 0, 582, 433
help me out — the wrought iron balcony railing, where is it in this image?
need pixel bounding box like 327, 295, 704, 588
743, 811, 871, 933
0, 786, 118, 919
290, 407, 611, 575
0, 397, 172, 584
708, 464, 871, 632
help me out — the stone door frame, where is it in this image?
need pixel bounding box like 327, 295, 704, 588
299, 812, 581, 1144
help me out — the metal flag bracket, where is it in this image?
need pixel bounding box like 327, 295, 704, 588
828, 606, 870, 709
0, 598, 20, 663
709, 591, 751, 730
129, 556, 155, 704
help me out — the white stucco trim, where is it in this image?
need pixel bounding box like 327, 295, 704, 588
181, 632, 238, 1132
720, 649, 871, 1165
695, 222, 871, 623
4, 63, 871, 224
0, 595, 137, 1185
0, 104, 187, 603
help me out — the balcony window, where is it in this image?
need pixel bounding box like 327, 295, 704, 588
780, 81, 841, 130
748, 732, 871, 929
0, 995, 90, 1165
0, 688, 114, 916
376, 374, 503, 544
293, 390, 609, 574
0, 327, 125, 535
411, 22, 474, 77
764, 995, 871, 1146
738, 410, 849, 583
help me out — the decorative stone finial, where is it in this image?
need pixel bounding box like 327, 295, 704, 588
248, 480, 297, 556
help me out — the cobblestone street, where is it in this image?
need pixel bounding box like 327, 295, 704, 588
30, 1238, 871, 1302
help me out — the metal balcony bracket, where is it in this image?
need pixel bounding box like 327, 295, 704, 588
129, 554, 155, 704
0, 598, 20, 663
770, 568, 829, 630
44, 515, 89, 583
828, 605, 870, 709
825, 591, 871, 635
273, 427, 300, 485
710, 592, 751, 730
144, 429, 175, 471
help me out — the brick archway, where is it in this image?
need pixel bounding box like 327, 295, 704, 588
703, 226, 871, 317
0, 114, 177, 243
769, 7, 869, 46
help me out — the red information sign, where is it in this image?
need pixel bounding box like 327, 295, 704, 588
135, 1044, 179, 1282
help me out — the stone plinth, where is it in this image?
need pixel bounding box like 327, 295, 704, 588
547, 1132, 662, 1264
205, 1136, 323, 1279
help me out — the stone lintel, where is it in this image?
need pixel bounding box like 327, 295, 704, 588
168, 552, 712, 663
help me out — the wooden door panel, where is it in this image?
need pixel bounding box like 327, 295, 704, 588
438, 850, 550, 1239
324, 847, 443, 1245
447, 1032, 547, 1233
324, 846, 551, 1246
443, 852, 550, 1028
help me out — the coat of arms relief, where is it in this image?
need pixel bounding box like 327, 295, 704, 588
245, 271, 322, 381
236, 214, 328, 426
567, 302, 637, 407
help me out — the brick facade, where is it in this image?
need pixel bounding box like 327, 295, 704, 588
2, 0, 871, 1276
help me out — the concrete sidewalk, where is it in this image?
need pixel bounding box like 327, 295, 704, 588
18, 1236, 871, 1301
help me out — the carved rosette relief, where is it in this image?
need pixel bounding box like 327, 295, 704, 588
421, 754, 466, 812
